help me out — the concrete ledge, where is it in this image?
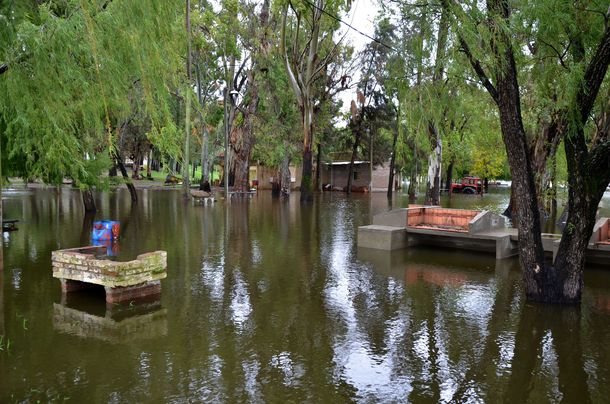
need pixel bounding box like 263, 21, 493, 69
469, 211, 506, 234
590, 218, 609, 244
405, 230, 518, 259
372, 209, 409, 227
358, 225, 408, 250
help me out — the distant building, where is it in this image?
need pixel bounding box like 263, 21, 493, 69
320, 160, 396, 192
248, 158, 398, 192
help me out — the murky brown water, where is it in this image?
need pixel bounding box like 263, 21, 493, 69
2, 187, 610, 402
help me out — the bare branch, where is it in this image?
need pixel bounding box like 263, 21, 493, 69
458, 37, 499, 102
579, 23, 610, 123
537, 38, 569, 69
280, 5, 303, 104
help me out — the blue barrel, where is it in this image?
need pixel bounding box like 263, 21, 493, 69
92, 221, 120, 241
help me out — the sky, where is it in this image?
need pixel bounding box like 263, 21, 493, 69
336, 0, 379, 112
342, 0, 378, 51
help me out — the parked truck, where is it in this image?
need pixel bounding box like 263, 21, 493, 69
450, 176, 483, 194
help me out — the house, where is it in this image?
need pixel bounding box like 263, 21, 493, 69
247, 158, 399, 192
250, 163, 302, 190
320, 160, 398, 192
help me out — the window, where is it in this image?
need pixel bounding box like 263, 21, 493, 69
353, 171, 360, 180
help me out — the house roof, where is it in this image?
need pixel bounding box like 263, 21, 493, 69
326, 161, 369, 166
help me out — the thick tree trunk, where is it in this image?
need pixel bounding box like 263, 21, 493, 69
301, 146, 314, 202
496, 90, 548, 302
552, 126, 607, 302
300, 102, 315, 202
231, 115, 256, 193
82, 189, 97, 213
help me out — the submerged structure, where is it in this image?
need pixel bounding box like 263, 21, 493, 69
358, 206, 610, 266
53, 297, 167, 343
52, 246, 167, 303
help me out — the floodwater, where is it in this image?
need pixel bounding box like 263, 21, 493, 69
2, 187, 610, 402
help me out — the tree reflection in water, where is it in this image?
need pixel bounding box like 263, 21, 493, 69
2, 190, 610, 401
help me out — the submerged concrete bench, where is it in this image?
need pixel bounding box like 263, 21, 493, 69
52, 246, 167, 303
358, 207, 518, 259
191, 190, 215, 204
358, 225, 408, 250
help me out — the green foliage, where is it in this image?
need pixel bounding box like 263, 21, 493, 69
0, 0, 183, 187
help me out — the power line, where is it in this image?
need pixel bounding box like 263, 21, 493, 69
299, 0, 395, 51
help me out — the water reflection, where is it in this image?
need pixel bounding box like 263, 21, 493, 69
3, 189, 610, 402
53, 293, 167, 343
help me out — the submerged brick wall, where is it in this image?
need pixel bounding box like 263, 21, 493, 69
52, 247, 167, 288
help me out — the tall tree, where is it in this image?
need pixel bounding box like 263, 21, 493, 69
0, 1, 184, 209
280, 0, 348, 201
445, 0, 610, 303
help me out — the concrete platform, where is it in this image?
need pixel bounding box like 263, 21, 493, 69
358, 207, 516, 259
358, 225, 408, 250
407, 227, 518, 259
358, 209, 610, 267
52, 246, 167, 303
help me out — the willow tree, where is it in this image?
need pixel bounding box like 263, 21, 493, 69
0, 1, 183, 210
280, 0, 348, 201
445, 0, 610, 303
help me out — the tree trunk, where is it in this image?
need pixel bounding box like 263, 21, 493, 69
301, 146, 314, 201
496, 87, 548, 302
82, 189, 97, 213
552, 128, 605, 302
346, 125, 362, 195
448, 0, 610, 304
531, 119, 561, 218
231, 91, 257, 193
146, 148, 153, 180
425, 123, 442, 205
280, 153, 291, 198
300, 100, 315, 202
387, 127, 399, 199
200, 124, 209, 187
444, 160, 454, 194
114, 152, 138, 203
408, 160, 418, 203
424, 7, 448, 206
315, 142, 322, 192
132, 143, 141, 179
0, 130, 3, 274
183, 0, 192, 199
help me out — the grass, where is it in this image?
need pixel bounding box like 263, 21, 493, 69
134, 165, 222, 183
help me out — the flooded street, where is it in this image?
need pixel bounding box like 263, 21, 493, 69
2, 187, 610, 402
